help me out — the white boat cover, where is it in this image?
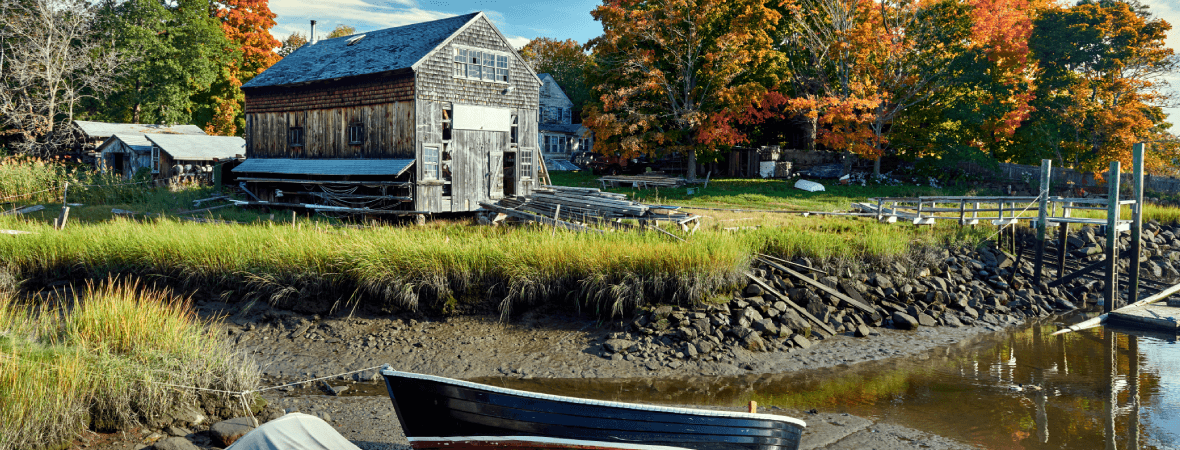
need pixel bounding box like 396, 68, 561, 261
225, 413, 361, 450
794, 179, 825, 192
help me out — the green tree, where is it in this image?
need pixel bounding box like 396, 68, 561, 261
277, 31, 307, 57
95, 0, 236, 126
325, 24, 356, 39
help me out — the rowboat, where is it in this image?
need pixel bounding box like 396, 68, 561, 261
379, 366, 805, 450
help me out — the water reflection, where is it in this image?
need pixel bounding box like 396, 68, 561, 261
476, 322, 1180, 449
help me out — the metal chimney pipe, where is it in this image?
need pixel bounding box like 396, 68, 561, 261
310, 20, 317, 44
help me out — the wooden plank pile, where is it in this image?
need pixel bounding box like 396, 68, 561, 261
599, 174, 686, 189
481, 185, 699, 232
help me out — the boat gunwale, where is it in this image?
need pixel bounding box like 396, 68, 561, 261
381, 368, 807, 428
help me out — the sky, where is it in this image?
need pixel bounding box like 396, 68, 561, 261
268, 0, 1180, 130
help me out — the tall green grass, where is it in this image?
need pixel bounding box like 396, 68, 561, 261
0, 215, 980, 317
0, 156, 153, 207
0, 279, 258, 450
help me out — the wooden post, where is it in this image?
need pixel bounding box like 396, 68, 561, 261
972, 201, 980, 230
1056, 202, 1070, 279
1034, 159, 1051, 283
876, 198, 883, 222
998, 201, 1005, 247
60, 181, 69, 205
748, 400, 757, 414
552, 204, 561, 237
1128, 335, 1140, 450
292, 210, 297, 228
1104, 160, 1121, 313
56, 206, 70, 231
1129, 143, 1145, 303
958, 199, 966, 228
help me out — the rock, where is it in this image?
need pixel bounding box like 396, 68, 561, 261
752, 318, 780, 336
645, 360, 662, 371
917, 313, 937, 327
870, 273, 894, 290
603, 339, 636, 353
695, 340, 715, 354
791, 334, 812, 349
210, 417, 256, 447
995, 251, 1015, 269
778, 309, 810, 333
152, 437, 199, 450
892, 312, 920, 330
164, 426, 191, 437
744, 284, 764, 297
854, 325, 873, 337
943, 314, 963, 327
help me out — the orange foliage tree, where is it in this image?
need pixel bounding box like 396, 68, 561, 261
203, 0, 281, 136
582, 0, 781, 180
1025, 1, 1175, 173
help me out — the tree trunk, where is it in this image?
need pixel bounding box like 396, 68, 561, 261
873, 156, 881, 178
687, 149, 697, 182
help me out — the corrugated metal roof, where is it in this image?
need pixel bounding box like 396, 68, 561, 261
145, 135, 245, 161
242, 13, 479, 89
74, 120, 206, 138
233, 158, 415, 177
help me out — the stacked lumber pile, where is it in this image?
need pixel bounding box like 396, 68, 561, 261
480, 185, 699, 232
599, 175, 686, 189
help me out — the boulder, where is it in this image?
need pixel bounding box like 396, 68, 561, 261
603, 339, 636, 354
854, 325, 873, 337
917, 313, 937, 327
153, 437, 199, 450
791, 334, 812, 349
210, 417, 256, 447
892, 312, 920, 330
870, 273, 894, 290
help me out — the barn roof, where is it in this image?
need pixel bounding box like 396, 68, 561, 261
75, 120, 207, 139
233, 158, 415, 177
146, 135, 245, 161
97, 134, 154, 154
243, 12, 481, 89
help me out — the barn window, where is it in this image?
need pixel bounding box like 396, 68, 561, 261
510, 114, 518, 144
348, 122, 364, 145
453, 46, 509, 83
519, 148, 533, 178
424, 145, 440, 179
151, 146, 160, 174
441, 104, 452, 141
288, 127, 304, 147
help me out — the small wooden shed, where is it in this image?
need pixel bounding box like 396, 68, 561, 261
235, 12, 542, 215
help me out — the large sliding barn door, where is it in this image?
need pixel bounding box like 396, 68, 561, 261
450, 129, 506, 211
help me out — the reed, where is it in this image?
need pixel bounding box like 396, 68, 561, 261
0, 280, 258, 450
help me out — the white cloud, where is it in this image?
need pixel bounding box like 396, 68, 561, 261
505, 35, 531, 50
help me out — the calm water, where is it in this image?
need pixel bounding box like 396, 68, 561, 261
472, 318, 1180, 449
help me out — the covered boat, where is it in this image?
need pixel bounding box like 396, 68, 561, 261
380, 367, 805, 450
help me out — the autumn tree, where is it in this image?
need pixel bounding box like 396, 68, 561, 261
520, 38, 595, 121
1021, 1, 1175, 173
278, 31, 307, 57
326, 24, 356, 39
197, 0, 281, 135
0, 0, 123, 155
583, 0, 781, 181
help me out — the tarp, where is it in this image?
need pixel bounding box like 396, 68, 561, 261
225, 413, 361, 450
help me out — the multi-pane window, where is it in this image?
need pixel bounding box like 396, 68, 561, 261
424, 145, 440, 179
561, 108, 571, 124
288, 127, 304, 147
454, 46, 509, 83
519, 148, 533, 178
348, 122, 364, 145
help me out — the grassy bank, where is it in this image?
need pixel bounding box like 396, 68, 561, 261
0, 280, 257, 450
0, 215, 981, 317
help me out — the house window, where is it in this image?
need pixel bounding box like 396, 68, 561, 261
520, 147, 533, 178
424, 145, 440, 179
151, 146, 160, 174
510, 114, 518, 144
288, 127, 304, 147
562, 108, 571, 124
453, 46, 509, 83
348, 122, 364, 145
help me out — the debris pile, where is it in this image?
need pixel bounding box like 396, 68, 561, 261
480, 185, 699, 232
598, 174, 686, 189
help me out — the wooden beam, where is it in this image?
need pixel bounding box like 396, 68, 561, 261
1105, 160, 1121, 312
1129, 143, 1145, 303
479, 202, 604, 233
744, 273, 837, 336
757, 257, 876, 315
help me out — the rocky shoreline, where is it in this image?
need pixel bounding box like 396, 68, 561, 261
72, 221, 1180, 450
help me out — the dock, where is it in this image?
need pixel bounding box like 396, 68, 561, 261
1107, 301, 1180, 332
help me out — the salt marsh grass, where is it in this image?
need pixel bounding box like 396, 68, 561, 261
0, 280, 257, 450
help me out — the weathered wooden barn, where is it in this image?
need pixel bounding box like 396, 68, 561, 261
77, 120, 207, 170
234, 12, 542, 215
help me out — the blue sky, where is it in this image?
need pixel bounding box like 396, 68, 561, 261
268, 0, 1179, 131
